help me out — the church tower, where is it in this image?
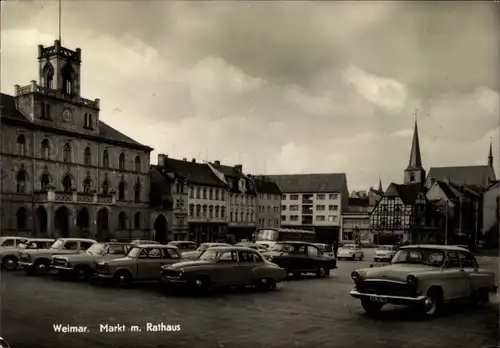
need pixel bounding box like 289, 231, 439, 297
404, 119, 426, 185
488, 139, 494, 168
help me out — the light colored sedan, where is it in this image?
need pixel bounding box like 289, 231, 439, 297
338, 244, 364, 261
373, 245, 397, 262
182, 242, 231, 260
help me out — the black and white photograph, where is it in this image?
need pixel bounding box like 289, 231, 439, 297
1, 1, 499, 347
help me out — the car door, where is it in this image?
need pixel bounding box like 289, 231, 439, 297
136, 247, 163, 280
212, 251, 241, 285
237, 251, 259, 285
290, 245, 309, 271
458, 251, 483, 296
306, 246, 323, 271
442, 251, 469, 299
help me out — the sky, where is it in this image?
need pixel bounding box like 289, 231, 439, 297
2, 1, 499, 191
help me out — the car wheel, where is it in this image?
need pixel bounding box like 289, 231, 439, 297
73, 266, 91, 281
359, 255, 364, 261
418, 288, 442, 318
34, 260, 50, 275
255, 278, 275, 291
2, 256, 18, 271
361, 299, 384, 315
114, 271, 132, 288
193, 276, 211, 293
316, 266, 329, 278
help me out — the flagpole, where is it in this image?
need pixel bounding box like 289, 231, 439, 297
58, 0, 62, 42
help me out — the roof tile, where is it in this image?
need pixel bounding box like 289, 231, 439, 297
265, 173, 348, 193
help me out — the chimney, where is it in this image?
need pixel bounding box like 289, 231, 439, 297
235, 164, 242, 172
157, 154, 167, 167
183, 158, 187, 161
191, 158, 196, 163
214, 160, 221, 166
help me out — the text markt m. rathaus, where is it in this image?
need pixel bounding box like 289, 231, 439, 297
100, 323, 181, 332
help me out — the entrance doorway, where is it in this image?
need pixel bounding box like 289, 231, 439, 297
96, 208, 109, 241
54, 206, 70, 238
36, 206, 48, 236
154, 214, 168, 244
77, 207, 90, 233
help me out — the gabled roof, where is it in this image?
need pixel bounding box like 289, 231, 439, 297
427, 165, 496, 189
384, 182, 424, 205
210, 163, 246, 179
160, 158, 227, 187
250, 176, 281, 194
265, 173, 348, 193
1, 93, 152, 151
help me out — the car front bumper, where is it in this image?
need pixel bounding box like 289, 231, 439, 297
338, 254, 354, 259
18, 261, 34, 268
51, 265, 74, 271
96, 273, 114, 279
349, 290, 427, 306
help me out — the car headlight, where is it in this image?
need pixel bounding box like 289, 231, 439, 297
406, 274, 417, 285
351, 271, 360, 280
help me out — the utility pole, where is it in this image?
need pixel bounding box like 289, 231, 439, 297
444, 200, 448, 245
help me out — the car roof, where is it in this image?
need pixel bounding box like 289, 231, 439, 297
25, 238, 55, 242
100, 242, 131, 245
135, 244, 177, 249
169, 241, 197, 244
275, 241, 318, 247
207, 246, 259, 252
56, 238, 97, 243
400, 244, 470, 252
201, 242, 230, 246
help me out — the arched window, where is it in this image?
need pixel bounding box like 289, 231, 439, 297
62, 175, 72, 193
119, 153, 125, 170
61, 63, 75, 95
221, 206, 225, 218
16, 207, 27, 230
189, 203, 194, 217
83, 176, 91, 193
41, 139, 50, 160
203, 188, 207, 199
134, 212, 141, 229
102, 150, 109, 168
215, 206, 219, 218
41, 173, 50, 191
134, 180, 141, 202
202, 205, 207, 217
409, 172, 415, 182
17, 134, 26, 156
118, 181, 126, 201
196, 188, 200, 199
118, 212, 128, 230
63, 143, 71, 163
209, 188, 213, 200
134, 155, 141, 172
102, 179, 109, 195
189, 186, 194, 198
43, 63, 54, 89
84, 146, 91, 165
196, 204, 201, 217
16, 170, 27, 193
209, 205, 214, 219
215, 189, 219, 200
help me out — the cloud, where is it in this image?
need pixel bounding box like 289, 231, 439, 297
2, 1, 499, 191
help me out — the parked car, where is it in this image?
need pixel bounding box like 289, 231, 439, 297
453, 244, 470, 251
373, 245, 398, 262
51, 242, 131, 280
314, 243, 335, 258
262, 241, 337, 278
95, 244, 183, 286
0, 336, 11, 348
167, 241, 198, 253
18, 238, 97, 275
130, 240, 160, 245
349, 245, 497, 318
0, 236, 27, 248
182, 242, 231, 260
338, 244, 364, 261
160, 246, 286, 292
235, 242, 269, 253
0, 238, 55, 270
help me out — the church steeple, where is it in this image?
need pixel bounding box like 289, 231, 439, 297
378, 178, 383, 192
404, 113, 426, 185
488, 138, 493, 168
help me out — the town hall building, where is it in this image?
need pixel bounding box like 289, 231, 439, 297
0, 39, 166, 241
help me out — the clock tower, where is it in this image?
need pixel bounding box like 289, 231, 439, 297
14, 39, 100, 135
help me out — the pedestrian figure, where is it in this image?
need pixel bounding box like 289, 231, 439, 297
333, 239, 339, 258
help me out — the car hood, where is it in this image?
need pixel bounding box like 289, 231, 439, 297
262, 251, 288, 257
165, 260, 215, 270
52, 253, 97, 262
375, 250, 392, 254
98, 256, 133, 264
338, 248, 355, 253
358, 264, 432, 281
22, 248, 69, 255
182, 251, 202, 258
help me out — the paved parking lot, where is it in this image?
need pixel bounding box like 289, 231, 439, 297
1, 257, 498, 348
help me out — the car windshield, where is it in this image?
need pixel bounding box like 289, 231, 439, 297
256, 229, 279, 242
127, 247, 141, 258
198, 250, 219, 261
196, 245, 209, 252
50, 240, 64, 249
85, 244, 105, 255
343, 245, 356, 249
392, 248, 445, 266
378, 245, 393, 250
271, 243, 296, 252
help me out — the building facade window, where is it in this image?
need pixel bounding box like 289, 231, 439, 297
16, 170, 27, 193
221, 207, 225, 218
202, 205, 207, 218
102, 150, 109, 168
196, 204, 201, 217
41, 139, 50, 159
118, 212, 128, 229
118, 181, 126, 201
41, 173, 50, 191
203, 188, 207, 200
62, 175, 72, 193
84, 146, 91, 165
17, 207, 27, 230
119, 153, 125, 170
134, 212, 141, 229
189, 187, 194, 198
17, 134, 26, 156
102, 180, 109, 195
189, 204, 194, 217
63, 143, 71, 163
83, 176, 91, 193
135, 155, 141, 172
196, 188, 201, 199
134, 180, 141, 202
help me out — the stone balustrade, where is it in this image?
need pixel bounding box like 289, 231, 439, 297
34, 188, 115, 205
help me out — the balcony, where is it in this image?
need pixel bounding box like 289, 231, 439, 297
33, 188, 115, 205
302, 199, 313, 204
301, 217, 313, 225
302, 208, 313, 215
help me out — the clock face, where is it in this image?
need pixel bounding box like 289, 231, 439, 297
62, 108, 73, 122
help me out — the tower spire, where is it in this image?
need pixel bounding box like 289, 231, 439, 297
488, 137, 493, 168
378, 178, 383, 192
407, 110, 422, 169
